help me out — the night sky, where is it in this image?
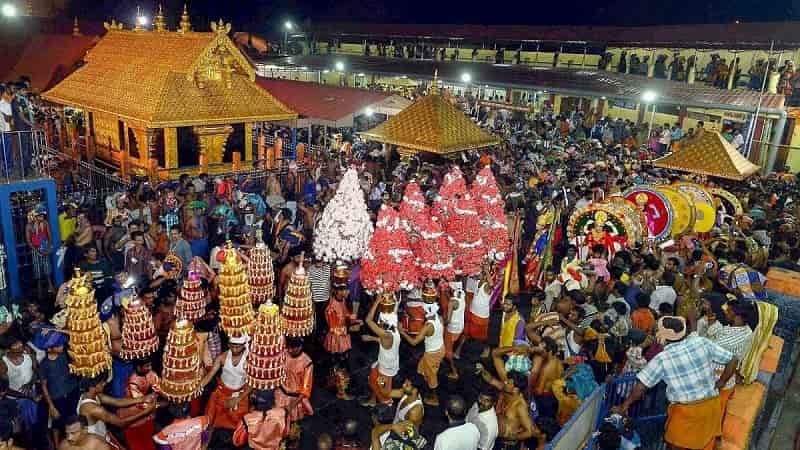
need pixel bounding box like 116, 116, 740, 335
64, 0, 798, 35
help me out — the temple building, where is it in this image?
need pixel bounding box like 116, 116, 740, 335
42, 8, 296, 176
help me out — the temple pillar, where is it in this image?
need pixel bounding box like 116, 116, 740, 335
133, 127, 148, 166
164, 127, 178, 169
193, 124, 234, 165
244, 123, 254, 161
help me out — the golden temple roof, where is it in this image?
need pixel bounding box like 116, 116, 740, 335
42, 26, 296, 128
359, 90, 499, 154
654, 130, 760, 180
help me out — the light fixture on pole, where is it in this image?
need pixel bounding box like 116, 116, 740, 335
461, 72, 472, 83
335, 61, 345, 72
1, 2, 17, 17
283, 21, 293, 54
642, 90, 658, 142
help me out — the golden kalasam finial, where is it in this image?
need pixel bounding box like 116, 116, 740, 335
72, 16, 81, 36
103, 18, 124, 31
154, 4, 166, 32
430, 68, 439, 95
179, 3, 191, 33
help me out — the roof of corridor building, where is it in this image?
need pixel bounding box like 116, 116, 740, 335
259, 54, 786, 113
308, 21, 800, 49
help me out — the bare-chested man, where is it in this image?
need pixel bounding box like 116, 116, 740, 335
477, 347, 543, 450
528, 337, 564, 420
278, 247, 303, 299
58, 415, 111, 450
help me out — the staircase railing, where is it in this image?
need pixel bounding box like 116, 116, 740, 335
1, 129, 131, 201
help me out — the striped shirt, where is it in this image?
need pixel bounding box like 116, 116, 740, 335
708, 325, 752, 390
308, 263, 331, 303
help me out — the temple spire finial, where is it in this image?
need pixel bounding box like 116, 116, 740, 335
154, 4, 166, 32
430, 69, 439, 95
179, 3, 192, 33
72, 16, 81, 36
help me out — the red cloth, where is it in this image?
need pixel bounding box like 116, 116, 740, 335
119, 371, 159, 428
124, 417, 156, 450
444, 330, 461, 359
465, 311, 489, 341
368, 367, 393, 405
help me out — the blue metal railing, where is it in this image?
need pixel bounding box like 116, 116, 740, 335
545, 374, 668, 450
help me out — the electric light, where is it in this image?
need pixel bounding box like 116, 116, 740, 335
1, 3, 17, 17
642, 90, 658, 103
461, 73, 472, 83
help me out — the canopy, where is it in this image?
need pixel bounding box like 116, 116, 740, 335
653, 130, 760, 180
360, 86, 498, 154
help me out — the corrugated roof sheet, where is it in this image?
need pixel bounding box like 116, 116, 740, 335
3, 34, 99, 92
263, 55, 785, 112
311, 21, 800, 49
255, 78, 392, 122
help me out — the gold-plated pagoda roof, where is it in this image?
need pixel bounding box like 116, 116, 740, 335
359, 90, 499, 154
42, 27, 296, 128
654, 130, 760, 180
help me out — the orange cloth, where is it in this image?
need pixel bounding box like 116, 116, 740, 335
465, 312, 489, 341
664, 396, 722, 450
720, 382, 766, 450
275, 353, 314, 422
153, 416, 209, 450
552, 379, 580, 426
758, 335, 784, 374
324, 299, 352, 354
368, 367, 393, 405
444, 331, 461, 359
233, 408, 288, 450
205, 383, 250, 430
417, 347, 445, 389
719, 388, 734, 415
631, 308, 656, 333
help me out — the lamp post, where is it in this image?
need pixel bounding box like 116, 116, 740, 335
284, 21, 293, 55
642, 90, 658, 143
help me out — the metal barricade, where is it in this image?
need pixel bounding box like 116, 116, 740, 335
592, 374, 668, 450
1, 130, 47, 183
545, 384, 606, 450
3, 129, 130, 204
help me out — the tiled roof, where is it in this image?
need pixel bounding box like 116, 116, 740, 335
262, 55, 785, 112
654, 130, 760, 180
42, 29, 295, 127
